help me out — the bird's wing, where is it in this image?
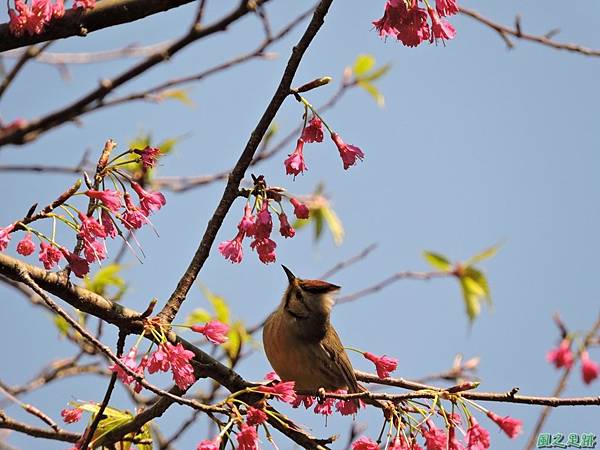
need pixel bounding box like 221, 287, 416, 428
320, 327, 360, 394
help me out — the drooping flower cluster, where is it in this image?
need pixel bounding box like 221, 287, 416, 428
363, 351, 399, 378
60, 407, 83, 424
109, 318, 228, 392
373, 0, 458, 47
1, 147, 167, 278
218, 192, 310, 265
546, 337, 599, 385
7, 0, 96, 37
284, 113, 365, 176
351, 409, 521, 450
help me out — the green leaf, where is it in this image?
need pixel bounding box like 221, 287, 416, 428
353, 54, 375, 76
460, 278, 481, 322
465, 267, 492, 305
184, 308, 212, 326
199, 285, 230, 324
84, 264, 126, 299
158, 89, 194, 106
423, 251, 453, 271
53, 314, 70, 336
321, 205, 344, 246
359, 63, 391, 82
466, 244, 501, 266
157, 137, 178, 155
223, 321, 251, 362
311, 207, 325, 242
357, 80, 385, 107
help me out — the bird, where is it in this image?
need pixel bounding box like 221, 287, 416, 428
262, 265, 360, 394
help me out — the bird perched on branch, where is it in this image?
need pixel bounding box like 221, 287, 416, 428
263, 265, 360, 394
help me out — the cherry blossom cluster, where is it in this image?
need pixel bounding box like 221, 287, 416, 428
7, 0, 95, 37
373, 0, 458, 48
0, 146, 165, 278
218, 182, 310, 265
547, 338, 599, 385
351, 407, 522, 450
285, 100, 365, 177
109, 317, 229, 392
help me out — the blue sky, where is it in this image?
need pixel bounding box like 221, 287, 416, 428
1, 1, 599, 449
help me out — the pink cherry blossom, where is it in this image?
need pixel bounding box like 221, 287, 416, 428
363, 351, 398, 378
254, 200, 273, 239
164, 342, 196, 390
278, 212, 295, 238
546, 338, 574, 369
250, 237, 277, 264
109, 346, 139, 385
291, 394, 315, 409
466, 416, 490, 450
486, 411, 522, 438
264, 371, 281, 381
8, 4, 29, 37
191, 320, 229, 344
25, 0, 52, 35
302, 116, 324, 143
121, 193, 148, 230
78, 212, 107, 239
581, 351, 599, 384
101, 210, 117, 239
52, 0, 64, 18
148, 345, 170, 374
398, 6, 431, 47
85, 190, 122, 212
130, 181, 166, 215
246, 407, 268, 426
218, 230, 245, 264
436, 0, 459, 17
334, 389, 364, 416
82, 238, 106, 263
60, 407, 83, 424
290, 198, 309, 219
257, 380, 296, 403
16, 234, 35, 256
238, 204, 256, 236
0, 224, 15, 251
134, 146, 161, 169
314, 397, 335, 416
352, 436, 379, 450
285, 139, 308, 177
196, 438, 220, 450
61, 249, 90, 278
428, 7, 456, 42
423, 420, 447, 450
237, 423, 259, 450
39, 242, 62, 269
331, 133, 365, 170
448, 426, 465, 450
389, 436, 409, 450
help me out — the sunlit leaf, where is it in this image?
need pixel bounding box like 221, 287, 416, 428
84, 264, 126, 300
353, 54, 375, 76
312, 207, 325, 242
157, 137, 178, 155
357, 80, 385, 107
423, 251, 453, 271
465, 267, 492, 305
359, 63, 391, 82
321, 205, 344, 246
53, 314, 69, 336
158, 89, 194, 106
466, 244, 501, 266
460, 278, 481, 322
199, 285, 230, 324
184, 308, 212, 326
223, 321, 251, 362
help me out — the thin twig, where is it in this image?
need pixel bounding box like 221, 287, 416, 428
460, 7, 600, 56
0, 42, 52, 99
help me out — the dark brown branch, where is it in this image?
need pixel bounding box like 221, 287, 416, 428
157, 0, 333, 324
460, 7, 600, 56
354, 371, 600, 407
0, 0, 270, 147
0, 410, 79, 443
0, 0, 198, 53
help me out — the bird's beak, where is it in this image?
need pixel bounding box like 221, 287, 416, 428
281, 265, 296, 284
